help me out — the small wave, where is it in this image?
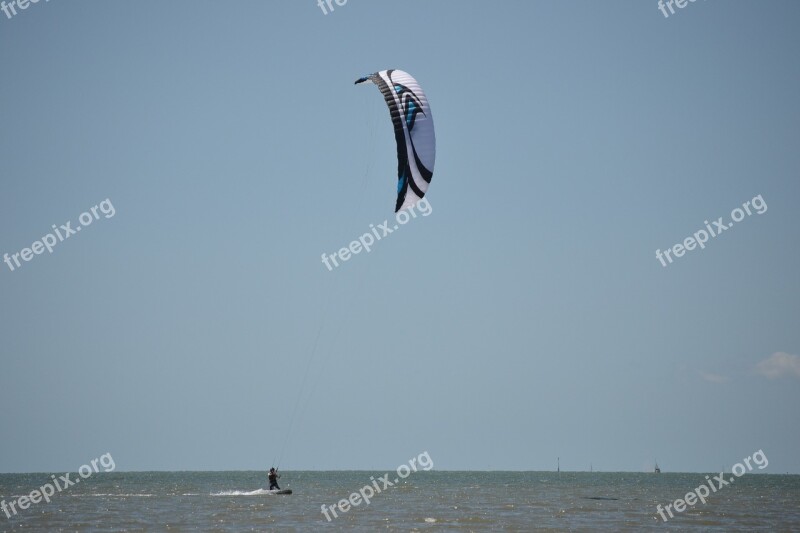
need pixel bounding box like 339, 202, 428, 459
211, 489, 275, 496
77, 493, 156, 497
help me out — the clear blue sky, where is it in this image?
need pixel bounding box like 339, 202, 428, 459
2, 1, 799, 473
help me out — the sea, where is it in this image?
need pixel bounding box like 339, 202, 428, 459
1, 471, 799, 531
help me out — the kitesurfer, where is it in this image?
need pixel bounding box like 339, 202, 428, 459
268, 468, 281, 490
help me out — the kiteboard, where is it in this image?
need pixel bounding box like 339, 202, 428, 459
269, 489, 293, 495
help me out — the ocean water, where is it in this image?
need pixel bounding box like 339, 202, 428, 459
1, 471, 799, 531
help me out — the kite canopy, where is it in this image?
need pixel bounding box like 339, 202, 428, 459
355, 70, 436, 212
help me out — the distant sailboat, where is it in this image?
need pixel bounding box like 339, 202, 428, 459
654, 461, 661, 474
557, 457, 560, 473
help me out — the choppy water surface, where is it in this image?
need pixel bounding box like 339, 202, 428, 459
1, 471, 798, 531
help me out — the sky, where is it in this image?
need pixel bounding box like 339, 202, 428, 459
1, 0, 799, 474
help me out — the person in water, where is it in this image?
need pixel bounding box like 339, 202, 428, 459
268, 468, 281, 490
